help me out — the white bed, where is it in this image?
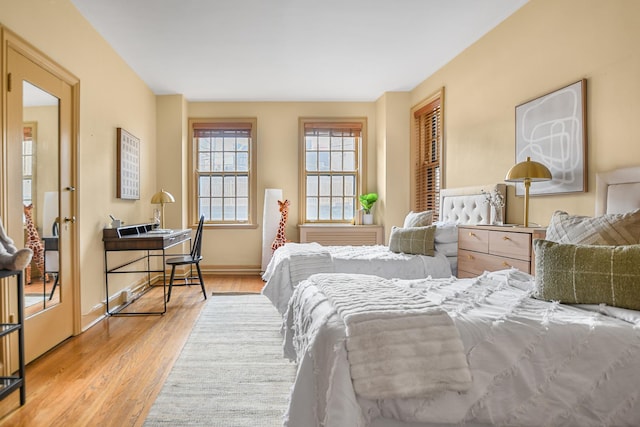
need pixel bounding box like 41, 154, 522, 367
281, 166, 640, 427
262, 184, 506, 314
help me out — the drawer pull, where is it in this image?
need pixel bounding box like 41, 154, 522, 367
469, 232, 476, 237
503, 236, 511, 241
502, 261, 511, 267
467, 255, 474, 260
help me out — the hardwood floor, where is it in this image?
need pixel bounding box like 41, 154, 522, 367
0, 275, 265, 427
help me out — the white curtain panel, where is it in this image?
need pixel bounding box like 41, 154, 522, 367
261, 188, 283, 273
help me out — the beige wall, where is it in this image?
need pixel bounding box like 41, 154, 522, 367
411, 0, 640, 226
1, 0, 158, 329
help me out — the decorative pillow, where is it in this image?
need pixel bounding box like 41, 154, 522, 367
545, 209, 640, 245
433, 221, 458, 243
534, 239, 640, 310
403, 211, 433, 228
389, 225, 436, 256
435, 242, 458, 257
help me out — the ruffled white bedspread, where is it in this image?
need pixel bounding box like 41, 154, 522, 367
311, 273, 471, 399
283, 270, 640, 427
262, 243, 452, 314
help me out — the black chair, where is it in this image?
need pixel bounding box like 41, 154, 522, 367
166, 215, 207, 303
44, 221, 59, 301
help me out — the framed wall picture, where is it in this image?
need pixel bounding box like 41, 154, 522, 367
117, 127, 140, 200
515, 79, 587, 196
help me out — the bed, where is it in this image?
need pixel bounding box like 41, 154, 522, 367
262, 184, 506, 314
282, 166, 640, 427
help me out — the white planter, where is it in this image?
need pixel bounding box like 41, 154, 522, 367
362, 213, 373, 225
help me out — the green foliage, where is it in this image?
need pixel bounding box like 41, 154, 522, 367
358, 193, 378, 214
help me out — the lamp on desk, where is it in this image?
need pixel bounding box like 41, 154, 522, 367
504, 157, 552, 227
151, 189, 175, 229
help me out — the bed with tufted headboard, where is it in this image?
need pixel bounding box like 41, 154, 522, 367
282, 166, 640, 427
261, 184, 507, 314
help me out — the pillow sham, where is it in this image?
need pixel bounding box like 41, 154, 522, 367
545, 209, 640, 245
403, 210, 433, 228
389, 225, 435, 256
534, 239, 640, 310
433, 221, 458, 243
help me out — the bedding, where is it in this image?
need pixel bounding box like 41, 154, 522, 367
262, 243, 452, 314
283, 270, 640, 427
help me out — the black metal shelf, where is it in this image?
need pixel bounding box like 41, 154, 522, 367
0, 270, 26, 405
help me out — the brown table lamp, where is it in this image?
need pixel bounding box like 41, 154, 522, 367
504, 157, 552, 227
151, 189, 175, 229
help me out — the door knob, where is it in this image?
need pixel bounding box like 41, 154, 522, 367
64, 216, 76, 223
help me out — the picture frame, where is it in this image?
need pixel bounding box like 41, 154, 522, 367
117, 127, 140, 200
515, 79, 587, 196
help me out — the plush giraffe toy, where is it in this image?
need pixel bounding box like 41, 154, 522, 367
271, 199, 290, 252
23, 204, 46, 284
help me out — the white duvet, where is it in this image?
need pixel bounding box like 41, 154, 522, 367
262, 243, 452, 314
283, 270, 640, 427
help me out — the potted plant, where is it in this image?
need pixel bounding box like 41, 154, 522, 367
358, 193, 378, 225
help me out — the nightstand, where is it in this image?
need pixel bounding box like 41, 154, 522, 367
457, 225, 546, 278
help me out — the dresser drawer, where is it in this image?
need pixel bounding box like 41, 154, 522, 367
458, 227, 489, 252
458, 249, 531, 276
488, 230, 532, 261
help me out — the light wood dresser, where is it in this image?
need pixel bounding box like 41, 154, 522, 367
457, 225, 546, 278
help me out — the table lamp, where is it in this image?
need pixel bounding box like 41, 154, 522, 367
504, 157, 552, 227
151, 189, 175, 229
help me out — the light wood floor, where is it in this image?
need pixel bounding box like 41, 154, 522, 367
0, 275, 265, 427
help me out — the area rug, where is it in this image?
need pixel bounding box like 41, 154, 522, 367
144, 294, 296, 426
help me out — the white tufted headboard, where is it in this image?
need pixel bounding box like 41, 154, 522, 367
595, 166, 640, 215
439, 184, 507, 224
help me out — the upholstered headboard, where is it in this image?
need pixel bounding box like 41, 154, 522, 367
439, 184, 507, 225
595, 166, 640, 215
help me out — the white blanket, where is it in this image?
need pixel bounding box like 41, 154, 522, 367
312, 273, 471, 399
262, 243, 452, 314
284, 270, 640, 427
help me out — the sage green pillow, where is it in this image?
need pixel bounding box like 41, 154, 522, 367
389, 225, 435, 256
534, 239, 640, 310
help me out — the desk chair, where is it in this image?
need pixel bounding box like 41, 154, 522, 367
166, 215, 207, 303
43, 222, 59, 300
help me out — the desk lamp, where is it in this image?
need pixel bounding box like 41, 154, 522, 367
151, 189, 175, 229
504, 157, 552, 227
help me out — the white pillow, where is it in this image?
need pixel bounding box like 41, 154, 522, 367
403, 211, 433, 228
435, 242, 457, 257
433, 222, 458, 243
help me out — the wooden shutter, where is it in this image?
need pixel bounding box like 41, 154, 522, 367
413, 96, 442, 220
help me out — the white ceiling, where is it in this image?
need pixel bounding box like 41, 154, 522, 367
70, 0, 528, 102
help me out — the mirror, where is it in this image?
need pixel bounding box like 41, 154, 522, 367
22, 81, 60, 316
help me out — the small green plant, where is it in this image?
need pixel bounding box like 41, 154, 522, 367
358, 193, 378, 214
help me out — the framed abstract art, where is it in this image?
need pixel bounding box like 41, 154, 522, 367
117, 127, 140, 200
515, 79, 587, 196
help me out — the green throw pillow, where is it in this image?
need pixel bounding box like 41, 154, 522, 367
389, 225, 435, 256
534, 239, 640, 310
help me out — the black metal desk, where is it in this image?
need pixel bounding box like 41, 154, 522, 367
0, 269, 25, 405
103, 223, 191, 316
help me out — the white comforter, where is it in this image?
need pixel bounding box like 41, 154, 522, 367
283, 270, 640, 427
262, 243, 452, 314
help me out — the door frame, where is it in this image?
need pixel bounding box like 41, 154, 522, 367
1, 27, 81, 354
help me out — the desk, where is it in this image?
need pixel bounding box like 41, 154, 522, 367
103, 223, 191, 316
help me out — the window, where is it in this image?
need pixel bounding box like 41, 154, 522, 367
411, 89, 443, 221
189, 118, 257, 227
299, 118, 366, 223
22, 122, 36, 206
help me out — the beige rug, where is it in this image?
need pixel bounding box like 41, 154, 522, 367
144, 294, 296, 426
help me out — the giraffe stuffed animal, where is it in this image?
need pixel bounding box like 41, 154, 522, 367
0, 216, 33, 271
23, 204, 46, 284
271, 199, 290, 252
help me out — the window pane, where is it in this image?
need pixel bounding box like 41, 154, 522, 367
237, 176, 248, 197
318, 197, 331, 220
332, 176, 343, 196
236, 197, 248, 221
306, 197, 318, 220
332, 197, 343, 220
318, 135, 330, 151
307, 176, 318, 196
211, 198, 222, 220
224, 138, 235, 152
306, 152, 317, 172
343, 152, 355, 171
237, 137, 249, 151
237, 152, 249, 172
199, 198, 211, 221
224, 176, 236, 196
306, 136, 317, 151
343, 136, 355, 150
344, 175, 355, 196
344, 197, 355, 220
198, 152, 211, 171
224, 198, 235, 220
319, 175, 331, 196
212, 176, 223, 197
331, 136, 342, 151
212, 152, 223, 172
213, 137, 224, 151
199, 176, 211, 197
318, 152, 330, 171
198, 138, 210, 152
331, 151, 342, 171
